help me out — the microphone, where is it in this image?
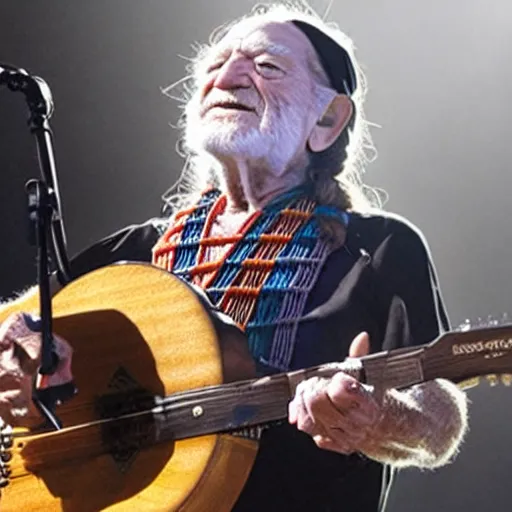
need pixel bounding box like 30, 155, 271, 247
0, 66, 14, 88
0, 63, 54, 118
0, 62, 26, 85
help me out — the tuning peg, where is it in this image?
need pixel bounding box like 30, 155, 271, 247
486, 315, 499, 327
457, 377, 480, 390
457, 319, 472, 332
456, 313, 512, 330
501, 374, 512, 387
486, 374, 499, 387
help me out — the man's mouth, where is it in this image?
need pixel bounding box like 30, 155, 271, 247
206, 102, 255, 114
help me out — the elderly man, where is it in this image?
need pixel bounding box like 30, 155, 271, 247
0, 3, 467, 511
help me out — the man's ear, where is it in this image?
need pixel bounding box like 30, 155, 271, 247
308, 94, 353, 153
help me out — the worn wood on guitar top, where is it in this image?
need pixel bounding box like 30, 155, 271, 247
0, 264, 258, 512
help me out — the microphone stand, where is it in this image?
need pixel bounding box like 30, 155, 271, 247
0, 64, 75, 429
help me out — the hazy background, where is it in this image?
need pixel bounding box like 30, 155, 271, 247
1, 1, 511, 510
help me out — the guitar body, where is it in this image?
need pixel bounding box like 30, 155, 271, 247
0, 264, 258, 511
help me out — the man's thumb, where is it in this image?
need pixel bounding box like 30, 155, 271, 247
348, 331, 370, 358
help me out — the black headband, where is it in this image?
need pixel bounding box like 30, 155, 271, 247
291, 20, 357, 96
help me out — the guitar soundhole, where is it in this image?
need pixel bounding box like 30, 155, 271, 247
96, 367, 157, 473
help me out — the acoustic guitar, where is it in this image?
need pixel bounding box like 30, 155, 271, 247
0, 263, 511, 511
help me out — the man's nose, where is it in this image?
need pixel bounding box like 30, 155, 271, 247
213, 54, 252, 90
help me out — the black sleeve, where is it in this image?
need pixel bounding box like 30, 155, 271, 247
369, 215, 450, 350
57, 219, 164, 285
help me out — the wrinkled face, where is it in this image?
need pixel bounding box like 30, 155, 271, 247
184, 19, 333, 173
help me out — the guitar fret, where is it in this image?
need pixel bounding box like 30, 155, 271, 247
364, 356, 425, 391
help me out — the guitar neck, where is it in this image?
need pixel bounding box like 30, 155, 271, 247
155, 374, 293, 441
153, 323, 512, 441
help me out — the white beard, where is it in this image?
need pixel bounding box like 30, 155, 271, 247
184, 93, 307, 176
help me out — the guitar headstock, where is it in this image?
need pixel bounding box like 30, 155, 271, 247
423, 317, 512, 389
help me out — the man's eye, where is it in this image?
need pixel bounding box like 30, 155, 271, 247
256, 62, 279, 71
255, 61, 284, 78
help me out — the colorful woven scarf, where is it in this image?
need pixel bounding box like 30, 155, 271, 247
152, 188, 342, 371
